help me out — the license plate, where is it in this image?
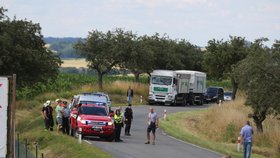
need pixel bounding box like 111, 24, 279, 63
92, 126, 102, 131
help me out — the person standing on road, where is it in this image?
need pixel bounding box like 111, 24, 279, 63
127, 86, 134, 104
124, 104, 133, 136
114, 109, 124, 142
240, 121, 254, 158
55, 99, 64, 133
62, 101, 70, 135
145, 107, 158, 145
41, 100, 54, 131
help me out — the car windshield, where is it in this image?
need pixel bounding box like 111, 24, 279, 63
79, 106, 108, 116
152, 76, 172, 85
79, 101, 107, 106
206, 88, 218, 94
224, 92, 232, 96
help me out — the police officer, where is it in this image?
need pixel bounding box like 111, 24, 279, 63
114, 109, 124, 142
124, 104, 133, 136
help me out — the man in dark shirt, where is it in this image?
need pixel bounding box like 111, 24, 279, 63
41, 100, 54, 131
124, 104, 133, 136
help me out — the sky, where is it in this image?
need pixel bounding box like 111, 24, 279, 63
2, 0, 280, 47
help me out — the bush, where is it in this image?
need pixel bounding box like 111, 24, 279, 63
224, 122, 237, 143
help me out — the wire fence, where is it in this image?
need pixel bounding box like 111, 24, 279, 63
15, 134, 45, 158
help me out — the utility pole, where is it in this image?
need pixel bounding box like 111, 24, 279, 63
11, 74, 16, 158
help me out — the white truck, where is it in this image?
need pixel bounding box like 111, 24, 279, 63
148, 70, 206, 105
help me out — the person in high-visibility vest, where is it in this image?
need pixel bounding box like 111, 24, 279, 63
114, 109, 124, 142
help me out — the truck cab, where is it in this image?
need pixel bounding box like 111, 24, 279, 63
148, 70, 176, 105
148, 70, 206, 106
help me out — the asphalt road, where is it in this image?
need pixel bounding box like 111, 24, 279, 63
85, 104, 223, 158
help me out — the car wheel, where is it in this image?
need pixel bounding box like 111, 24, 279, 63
105, 133, 115, 142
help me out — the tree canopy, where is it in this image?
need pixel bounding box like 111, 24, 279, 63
234, 39, 280, 132
0, 7, 61, 86
203, 36, 248, 99
75, 28, 135, 89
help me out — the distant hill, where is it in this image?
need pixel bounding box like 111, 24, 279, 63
43, 37, 84, 58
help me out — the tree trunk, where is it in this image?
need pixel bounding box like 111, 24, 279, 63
252, 110, 266, 133
231, 77, 238, 100
254, 120, 263, 133
97, 73, 103, 90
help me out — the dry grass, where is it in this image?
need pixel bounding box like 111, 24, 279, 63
87, 81, 149, 105
184, 95, 280, 158
61, 58, 88, 68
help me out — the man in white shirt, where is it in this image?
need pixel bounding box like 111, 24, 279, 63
145, 108, 158, 145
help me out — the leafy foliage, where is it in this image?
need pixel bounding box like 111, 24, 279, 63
0, 8, 61, 86
75, 28, 136, 88
203, 36, 248, 99
234, 39, 280, 132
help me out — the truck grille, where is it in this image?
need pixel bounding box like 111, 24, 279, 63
155, 95, 166, 100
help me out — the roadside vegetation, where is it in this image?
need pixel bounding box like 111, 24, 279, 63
160, 96, 280, 158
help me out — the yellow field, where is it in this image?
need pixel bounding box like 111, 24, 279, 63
61, 58, 88, 68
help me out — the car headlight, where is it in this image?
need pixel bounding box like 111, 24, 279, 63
80, 120, 86, 124
167, 94, 173, 99
108, 121, 113, 126
80, 120, 92, 124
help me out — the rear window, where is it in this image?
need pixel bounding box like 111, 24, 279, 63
79, 101, 107, 107
207, 88, 218, 93
79, 106, 108, 116
224, 92, 232, 96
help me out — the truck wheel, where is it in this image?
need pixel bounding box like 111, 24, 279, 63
148, 101, 154, 105
183, 98, 188, 106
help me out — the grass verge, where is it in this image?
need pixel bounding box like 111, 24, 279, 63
160, 110, 266, 158
17, 116, 113, 158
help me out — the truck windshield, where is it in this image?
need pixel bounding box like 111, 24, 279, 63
79, 106, 108, 116
206, 88, 218, 94
151, 76, 172, 85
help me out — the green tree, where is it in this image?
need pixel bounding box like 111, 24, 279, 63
75, 28, 135, 89
234, 38, 280, 132
203, 36, 248, 99
0, 8, 61, 86
124, 35, 154, 81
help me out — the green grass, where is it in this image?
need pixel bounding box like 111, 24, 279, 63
17, 116, 113, 158
160, 110, 264, 158
207, 80, 232, 90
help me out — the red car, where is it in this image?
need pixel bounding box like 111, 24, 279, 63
69, 104, 115, 141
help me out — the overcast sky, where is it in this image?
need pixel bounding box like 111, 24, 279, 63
2, 0, 280, 46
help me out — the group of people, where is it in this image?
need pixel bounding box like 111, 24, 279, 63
41, 99, 70, 134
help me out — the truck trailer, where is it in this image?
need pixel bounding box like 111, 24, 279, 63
148, 70, 206, 106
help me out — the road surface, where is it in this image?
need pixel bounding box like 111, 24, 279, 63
86, 105, 222, 158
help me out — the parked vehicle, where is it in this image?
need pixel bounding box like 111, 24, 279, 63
148, 70, 206, 106
204, 87, 224, 103
69, 93, 110, 113
91, 92, 112, 110
69, 103, 115, 141
224, 91, 233, 101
